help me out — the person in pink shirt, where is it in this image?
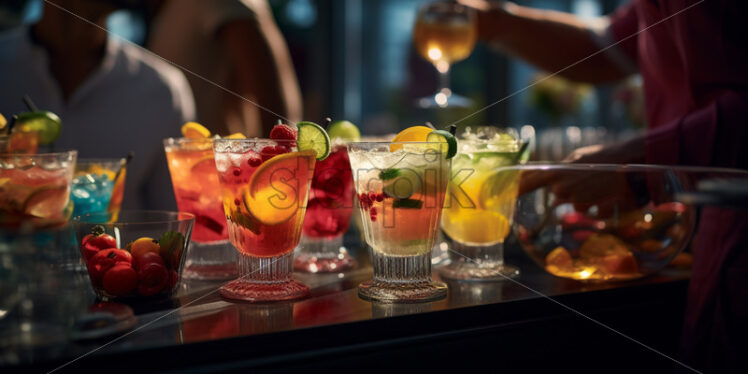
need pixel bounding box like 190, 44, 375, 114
460, 0, 748, 371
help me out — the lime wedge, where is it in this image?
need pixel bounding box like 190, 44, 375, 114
16, 111, 62, 145
297, 121, 331, 161
327, 120, 361, 141
426, 130, 457, 159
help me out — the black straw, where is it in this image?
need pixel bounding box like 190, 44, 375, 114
323, 117, 332, 128
22, 95, 38, 112
448, 125, 457, 135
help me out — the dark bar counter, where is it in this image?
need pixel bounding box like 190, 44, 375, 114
6, 238, 690, 373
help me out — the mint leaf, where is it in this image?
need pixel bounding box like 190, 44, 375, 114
392, 198, 423, 209
379, 168, 401, 181
158, 231, 185, 270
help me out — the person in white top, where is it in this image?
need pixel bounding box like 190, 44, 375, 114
0, 0, 196, 210
148, 0, 301, 137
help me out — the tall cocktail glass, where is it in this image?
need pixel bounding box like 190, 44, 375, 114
0, 150, 77, 229
164, 138, 237, 280
213, 138, 316, 302
440, 127, 527, 281
348, 141, 450, 302
296, 142, 357, 273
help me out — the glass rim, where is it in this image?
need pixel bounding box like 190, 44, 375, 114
211, 138, 295, 143
491, 162, 748, 175
0, 150, 77, 158
348, 141, 455, 145
73, 210, 195, 225
76, 157, 127, 164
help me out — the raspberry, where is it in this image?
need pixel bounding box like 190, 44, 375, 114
260, 145, 278, 161
269, 124, 297, 140
247, 156, 262, 167
274, 144, 290, 154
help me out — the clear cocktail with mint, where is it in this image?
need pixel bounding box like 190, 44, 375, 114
348, 126, 455, 302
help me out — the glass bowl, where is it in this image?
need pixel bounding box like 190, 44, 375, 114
73, 210, 194, 301
507, 164, 726, 281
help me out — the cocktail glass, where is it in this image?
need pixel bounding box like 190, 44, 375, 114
213, 138, 316, 302
0, 150, 77, 229
439, 127, 527, 281
164, 138, 237, 280
71, 158, 127, 218
348, 141, 450, 302
295, 142, 357, 273
413, 2, 477, 108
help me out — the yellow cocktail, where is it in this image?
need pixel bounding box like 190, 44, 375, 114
440, 127, 526, 280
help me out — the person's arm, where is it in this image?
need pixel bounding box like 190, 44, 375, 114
217, 13, 302, 136
459, 0, 635, 84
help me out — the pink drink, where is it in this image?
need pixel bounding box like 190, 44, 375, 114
296, 144, 357, 273
302, 145, 354, 238
0, 151, 76, 229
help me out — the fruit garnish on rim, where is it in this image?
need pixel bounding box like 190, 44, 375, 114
390, 124, 457, 159
181, 122, 211, 139
295, 121, 331, 161
327, 119, 361, 141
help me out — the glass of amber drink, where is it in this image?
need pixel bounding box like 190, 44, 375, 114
413, 1, 476, 108
213, 138, 316, 302
348, 141, 450, 302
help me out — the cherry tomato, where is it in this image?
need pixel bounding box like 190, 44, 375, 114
82, 244, 100, 261
81, 227, 117, 261
102, 263, 138, 296
83, 233, 117, 251
88, 249, 133, 284
137, 262, 168, 296
133, 251, 165, 270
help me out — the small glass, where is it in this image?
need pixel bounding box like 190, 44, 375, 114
348, 141, 450, 302
71, 158, 127, 218
164, 138, 237, 280
295, 141, 357, 273
439, 127, 528, 281
0, 150, 77, 230
213, 139, 316, 302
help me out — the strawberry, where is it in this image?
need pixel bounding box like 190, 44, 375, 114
269, 124, 297, 140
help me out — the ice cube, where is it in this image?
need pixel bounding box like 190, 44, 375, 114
215, 156, 231, 172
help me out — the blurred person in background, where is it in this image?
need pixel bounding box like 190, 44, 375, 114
460, 0, 748, 371
0, 0, 195, 210
147, 0, 302, 137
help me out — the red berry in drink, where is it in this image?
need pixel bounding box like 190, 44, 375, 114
269, 124, 297, 140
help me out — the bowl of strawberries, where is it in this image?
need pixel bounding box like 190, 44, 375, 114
74, 211, 194, 301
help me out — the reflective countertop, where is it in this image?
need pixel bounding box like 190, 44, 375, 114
2, 234, 691, 372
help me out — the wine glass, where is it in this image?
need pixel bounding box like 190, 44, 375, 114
413, 1, 477, 108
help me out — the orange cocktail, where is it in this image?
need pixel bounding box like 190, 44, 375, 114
213, 138, 315, 301
164, 137, 237, 280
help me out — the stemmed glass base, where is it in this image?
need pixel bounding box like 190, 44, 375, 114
294, 236, 357, 273
439, 241, 519, 282
416, 88, 473, 109
183, 240, 238, 280
358, 250, 447, 303
219, 251, 310, 302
